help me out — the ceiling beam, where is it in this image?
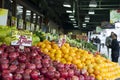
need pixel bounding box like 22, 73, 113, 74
79, 14, 108, 16
79, 0, 120, 2
79, 5, 120, 7
80, 8, 120, 10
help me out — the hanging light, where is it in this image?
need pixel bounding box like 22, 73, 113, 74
85, 15, 90, 20
63, 4, 71, 7
83, 25, 86, 27
66, 10, 72, 13
70, 18, 75, 21
89, 0, 97, 7
88, 9, 95, 14
69, 15, 74, 18
74, 26, 79, 28
85, 20, 89, 22
83, 23, 86, 26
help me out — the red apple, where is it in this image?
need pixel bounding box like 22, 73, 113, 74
30, 70, 40, 79
68, 69, 74, 77
79, 75, 85, 80
54, 71, 60, 79
23, 73, 30, 80
41, 68, 48, 74
60, 70, 68, 78
18, 55, 26, 62
59, 78, 65, 80
24, 69, 32, 74
1, 63, 8, 70
46, 71, 54, 79
13, 74, 22, 80
36, 63, 42, 70
48, 66, 56, 72
9, 64, 17, 72
2, 71, 13, 80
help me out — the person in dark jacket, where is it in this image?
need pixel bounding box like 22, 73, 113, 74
110, 33, 119, 62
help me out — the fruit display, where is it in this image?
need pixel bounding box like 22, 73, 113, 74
0, 26, 15, 45
0, 44, 94, 80
32, 34, 40, 46
66, 37, 97, 52
37, 40, 120, 80
34, 31, 46, 42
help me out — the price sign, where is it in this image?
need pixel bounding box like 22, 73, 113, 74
11, 30, 32, 46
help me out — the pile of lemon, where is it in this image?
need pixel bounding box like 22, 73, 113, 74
37, 40, 120, 80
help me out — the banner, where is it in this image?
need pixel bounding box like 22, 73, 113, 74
11, 16, 17, 27
11, 30, 32, 46
0, 8, 8, 26
36, 25, 39, 31
18, 19, 23, 29
26, 22, 31, 31
31, 23, 34, 31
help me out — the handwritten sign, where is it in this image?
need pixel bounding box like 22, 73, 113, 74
11, 30, 32, 46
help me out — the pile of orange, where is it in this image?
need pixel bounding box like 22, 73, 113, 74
37, 40, 120, 80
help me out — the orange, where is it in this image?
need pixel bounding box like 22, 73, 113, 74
67, 56, 73, 62
43, 48, 49, 53
37, 42, 42, 46
41, 43, 46, 48
94, 70, 100, 75
88, 68, 94, 74
90, 74, 95, 78
46, 44, 52, 50
96, 75, 102, 80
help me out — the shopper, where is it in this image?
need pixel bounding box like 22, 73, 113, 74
105, 32, 114, 57
109, 33, 119, 62
94, 36, 101, 52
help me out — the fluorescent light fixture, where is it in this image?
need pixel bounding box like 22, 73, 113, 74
73, 9, 75, 13
63, 4, 71, 7
88, 10, 95, 14
73, 21, 76, 23
74, 26, 79, 28
69, 15, 74, 18
83, 25, 86, 27
85, 16, 90, 20
73, 24, 76, 26
85, 20, 89, 22
83, 23, 86, 26
70, 19, 75, 21
38, 16, 40, 18
26, 13, 31, 15
33, 16, 36, 18
89, 0, 97, 7
66, 10, 72, 13
18, 10, 23, 13
26, 10, 31, 13
33, 13, 36, 16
